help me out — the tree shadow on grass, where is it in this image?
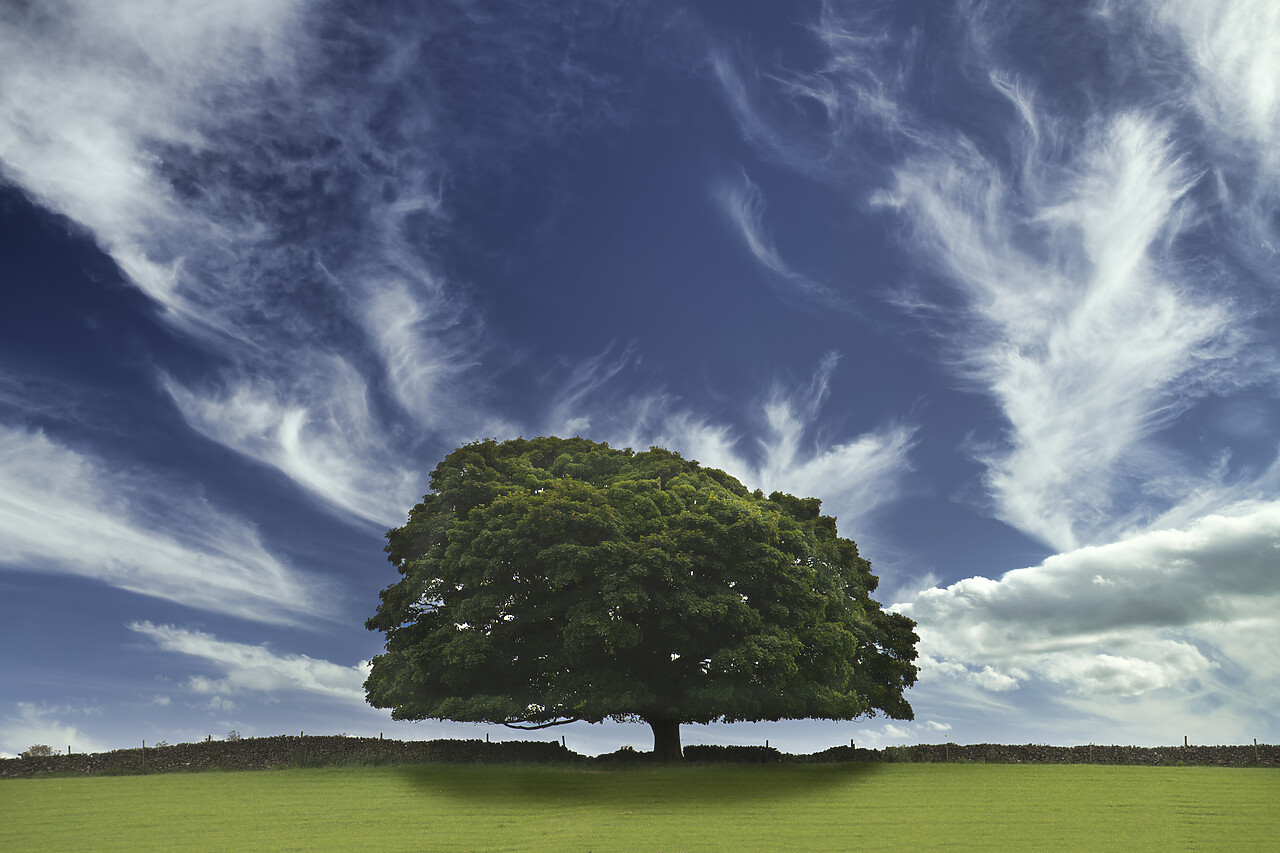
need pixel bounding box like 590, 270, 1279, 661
395, 762, 884, 806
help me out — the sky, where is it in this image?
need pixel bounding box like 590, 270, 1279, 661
1, 0, 1277, 758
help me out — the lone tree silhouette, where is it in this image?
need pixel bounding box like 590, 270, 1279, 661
365, 436, 918, 761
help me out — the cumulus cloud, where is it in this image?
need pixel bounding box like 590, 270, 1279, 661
0, 425, 330, 624
848, 718, 952, 749
895, 501, 1280, 738
0, 702, 110, 758
130, 622, 369, 703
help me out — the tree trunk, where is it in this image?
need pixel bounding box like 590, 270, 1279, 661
646, 716, 683, 762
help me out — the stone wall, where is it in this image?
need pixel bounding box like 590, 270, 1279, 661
802, 742, 1279, 767
0, 735, 577, 777
2, 736, 1275, 777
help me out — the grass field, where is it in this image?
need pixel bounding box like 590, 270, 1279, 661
1, 763, 1275, 851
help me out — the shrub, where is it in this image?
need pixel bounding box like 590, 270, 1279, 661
683, 745, 784, 764
21, 744, 55, 758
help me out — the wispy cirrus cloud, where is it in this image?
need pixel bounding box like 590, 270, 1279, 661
129, 621, 368, 704
1142, 0, 1280, 179
0, 0, 586, 527
0, 0, 309, 335
717, 1, 1274, 552
876, 108, 1242, 551
713, 171, 847, 310
163, 360, 421, 529
1131, 0, 1280, 288
701, 0, 1280, 744
0, 425, 330, 625
594, 354, 918, 544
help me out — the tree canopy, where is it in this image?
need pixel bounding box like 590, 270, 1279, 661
365, 436, 918, 760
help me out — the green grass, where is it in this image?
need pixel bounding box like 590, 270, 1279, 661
1, 763, 1275, 851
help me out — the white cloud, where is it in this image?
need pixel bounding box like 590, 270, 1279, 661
0, 424, 330, 624
712, 171, 845, 308
719, 1, 1275, 557
605, 356, 917, 543
895, 501, 1280, 739
0, 0, 491, 526
848, 719, 953, 749
708, 4, 912, 174
543, 342, 640, 440
164, 361, 421, 528
362, 281, 474, 433
0, 702, 111, 758
1130, 0, 1280, 312
877, 107, 1245, 551
1145, 0, 1280, 180
130, 622, 370, 704
708, 48, 801, 165
0, 0, 308, 335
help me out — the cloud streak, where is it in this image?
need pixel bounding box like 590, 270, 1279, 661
713, 171, 847, 309
164, 362, 421, 528
0, 425, 330, 625
715, 1, 1275, 552
877, 109, 1242, 550
0, 0, 495, 527
604, 355, 917, 544
130, 622, 368, 704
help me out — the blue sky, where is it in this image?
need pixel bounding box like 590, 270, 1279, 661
1, 0, 1277, 757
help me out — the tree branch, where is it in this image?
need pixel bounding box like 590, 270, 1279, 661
500, 717, 583, 730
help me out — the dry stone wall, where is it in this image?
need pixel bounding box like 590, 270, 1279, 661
0, 736, 576, 776
2, 736, 1276, 777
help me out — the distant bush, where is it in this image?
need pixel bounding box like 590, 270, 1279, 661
684, 745, 784, 764
21, 745, 55, 758
594, 744, 655, 764
882, 745, 913, 763
226, 731, 242, 742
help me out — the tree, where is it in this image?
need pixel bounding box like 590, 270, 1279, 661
365, 436, 918, 761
